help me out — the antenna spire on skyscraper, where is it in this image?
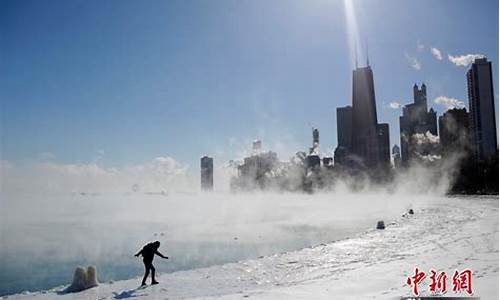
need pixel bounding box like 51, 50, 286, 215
366, 42, 370, 66
354, 40, 358, 68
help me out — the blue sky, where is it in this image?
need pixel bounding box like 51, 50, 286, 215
1, 0, 498, 172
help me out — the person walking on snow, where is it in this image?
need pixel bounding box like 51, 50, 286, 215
134, 241, 168, 286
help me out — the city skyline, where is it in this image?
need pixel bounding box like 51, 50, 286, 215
1, 0, 499, 175
0, 2, 498, 298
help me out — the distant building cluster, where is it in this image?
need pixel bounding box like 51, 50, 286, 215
395, 58, 497, 166
200, 57, 498, 192
229, 131, 337, 192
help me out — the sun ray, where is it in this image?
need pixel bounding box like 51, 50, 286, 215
343, 0, 362, 68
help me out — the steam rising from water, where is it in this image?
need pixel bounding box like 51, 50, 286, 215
0, 143, 462, 295
1, 157, 455, 296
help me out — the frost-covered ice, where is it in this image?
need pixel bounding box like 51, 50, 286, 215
7, 195, 498, 299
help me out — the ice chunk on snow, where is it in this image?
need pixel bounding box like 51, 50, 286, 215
62, 266, 98, 293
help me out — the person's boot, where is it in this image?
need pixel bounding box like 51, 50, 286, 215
141, 281, 147, 286
151, 268, 158, 284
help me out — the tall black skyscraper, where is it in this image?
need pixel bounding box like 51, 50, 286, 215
376, 123, 390, 166
336, 106, 353, 150
334, 106, 353, 166
467, 57, 498, 161
351, 65, 381, 167
200, 156, 214, 191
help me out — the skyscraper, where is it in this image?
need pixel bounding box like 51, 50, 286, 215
392, 145, 401, 168
413, 82, 427, 107
309, 128, 320, 155
200, 156, 214, 191
467, 57, 498, 161
399, 83, 438, 164
439, 108, 470, 156
376, 123, 390, 166
334, 106, 353, 166
252, 140, 262, 154
312, 128, 319, 145
336, 106, 353, 150
308, 128, 321, 169
351, 65, 379, 167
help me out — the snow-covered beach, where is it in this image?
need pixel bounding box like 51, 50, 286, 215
6, 195, 498, 299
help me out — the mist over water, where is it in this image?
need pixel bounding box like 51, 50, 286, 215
0, 188, 439, 296
0, 151, 462, 296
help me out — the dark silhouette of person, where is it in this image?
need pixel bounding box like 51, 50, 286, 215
134, 241, 168, 286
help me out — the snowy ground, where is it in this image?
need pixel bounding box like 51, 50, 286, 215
6, 195, 498, 299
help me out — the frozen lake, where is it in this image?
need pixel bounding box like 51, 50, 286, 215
0, 192, 474, 296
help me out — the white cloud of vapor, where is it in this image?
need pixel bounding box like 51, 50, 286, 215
405, 53, 421, 70
430, 47, 442, 60
448, 54, 485, 66
434, 96, 465, 109
413, 131, 440, 145
416, 153, 442, 162
389, 101, 402, 109
2, 157, 192, 194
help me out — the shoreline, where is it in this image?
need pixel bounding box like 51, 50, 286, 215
6, 196, 498, 299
